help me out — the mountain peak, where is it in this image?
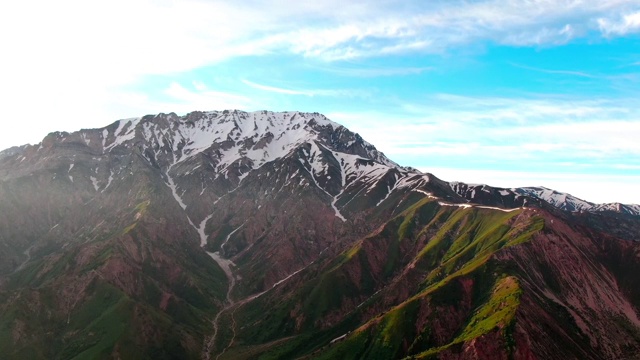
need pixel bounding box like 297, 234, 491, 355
2, 109, 640, 360
95, 110, 391, 171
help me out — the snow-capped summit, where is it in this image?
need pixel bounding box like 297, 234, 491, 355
512, 186, 594, 212
97, 110, 397, 176
2, 109, 640, 360
7, 110, 638, 221
24, 110, 436, 225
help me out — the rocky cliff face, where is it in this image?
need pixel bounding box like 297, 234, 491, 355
0, 110, 639, 359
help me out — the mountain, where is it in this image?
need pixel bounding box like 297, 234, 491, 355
1, 110, 639, 360
513, 186, 640, 216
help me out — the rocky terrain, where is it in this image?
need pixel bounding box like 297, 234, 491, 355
1, 110, 639, 359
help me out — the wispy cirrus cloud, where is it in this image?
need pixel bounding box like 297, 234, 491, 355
328, 97, 640, 202
1, 1, 638, 102
1, 1, 638, 88
401, 94, 632, 123
163, 82, 251, 110
241, 79, 368, 98
4, 0, 636, 82
316, 66, 433, 77
103, 82, 253, 121
256, 0, 640, 60
509, 63, 596, 78
328, 94, 640, 177
2, 0, 640, 186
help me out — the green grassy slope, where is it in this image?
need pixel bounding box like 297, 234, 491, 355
219, 199, 544, 359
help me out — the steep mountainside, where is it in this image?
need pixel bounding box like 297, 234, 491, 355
1, 110, 639, 359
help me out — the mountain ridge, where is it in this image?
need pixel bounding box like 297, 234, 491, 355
3, 110, 637, 217
1, 109, 639, 359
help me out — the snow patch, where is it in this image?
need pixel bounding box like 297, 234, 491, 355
438, 201, 520, 212
438, 202, 473, 209
103, 118, 141, 152
102, 171, 114, 192
166, 169, 187, 210
101, 129, 108, 150
299, 157, 347, 222
514, 186, 593, 212
413, 189, 436, 198
271, 266, 306, 288
89, 176, 99, 191
196, 214, 214, 247
330, 334, 348, 344
376, 172, 400, 207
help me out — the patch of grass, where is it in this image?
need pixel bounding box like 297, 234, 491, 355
61, 281, 133, 360
310, 209, 544, 359
397, 198, 437, 241
315, 330, 372, 360
344, 242, 362, 261
302, 269, 357, 327
134, 200, 150, 213
420, 209, 535, 288
456, 276, 521, 342
121, 222, 137, 235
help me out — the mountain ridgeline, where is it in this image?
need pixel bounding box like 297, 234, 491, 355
1, 110, 639, 359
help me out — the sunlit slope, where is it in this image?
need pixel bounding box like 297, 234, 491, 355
220, 199, 640, 359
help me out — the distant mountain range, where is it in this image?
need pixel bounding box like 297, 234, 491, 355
1, 110, 639, 359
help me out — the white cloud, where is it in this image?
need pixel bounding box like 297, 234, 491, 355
163, 83, 251, 110
510, 63, 596, 78
0, 0, 253, 147
241, 80, 367, 98
241, 80, 313, 96
2, 0, 637, 85
326, 95, 640, 201
268, 0, 640, 59
318, 66, 433, 77
1, 0, 639, 150
598, 11, 640, 35
612, 164, 640, 170
106, 82, 253, 120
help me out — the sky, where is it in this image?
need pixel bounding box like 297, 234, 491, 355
1, 0, 639, 204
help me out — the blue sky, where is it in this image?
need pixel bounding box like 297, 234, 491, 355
1, 0, 639, 203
